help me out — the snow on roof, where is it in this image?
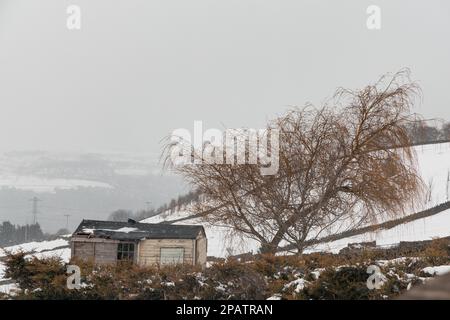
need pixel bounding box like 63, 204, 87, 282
74, 219, 205, 240
81, 227, 144, 234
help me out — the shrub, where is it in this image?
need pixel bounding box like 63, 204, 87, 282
4, 251, 66, 291
2, 238, 448, 300
2, 254, 267, 300
203, 259, 267, 299
420, 238, 450, 266
303, 266, 375, 300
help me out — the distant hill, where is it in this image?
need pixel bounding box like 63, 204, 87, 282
0, 150, 187, 233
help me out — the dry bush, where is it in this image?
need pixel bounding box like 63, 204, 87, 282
251, 254, 306, 278
300, 265, 395, 300
420, 238, 450, 266
4, 251, 66, 291
3, 254, 267, 300
2, 248, 446, 300
302, 267, 371, 300
204, 259, 267, 300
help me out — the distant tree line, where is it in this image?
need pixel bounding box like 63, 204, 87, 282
405, 120, 450, 145
107, 189, 201, 222
0, 221, 45, 247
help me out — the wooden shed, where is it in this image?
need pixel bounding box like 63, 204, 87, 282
70, 219, 207, 268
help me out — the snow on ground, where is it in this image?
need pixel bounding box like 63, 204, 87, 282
422, 265, 450, 276
0, 238, 69, 257
305, 207, 450, 254
0, 150, 162, 193
0, 175, 113, 193
0, 283, 18, 295
375, 257, 421, 267
0, 264, 5, 280
143, 142, 450, 257
30, 248, 71, 262
283, 278, 309, 293
415, 142, 450, 207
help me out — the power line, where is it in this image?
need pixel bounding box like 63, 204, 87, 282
29, 196, 41, 224
63, 214, 70, 230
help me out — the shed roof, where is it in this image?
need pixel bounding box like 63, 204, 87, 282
73, 219, 205, 241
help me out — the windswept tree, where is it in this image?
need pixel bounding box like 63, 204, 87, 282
164, 70, 424, 254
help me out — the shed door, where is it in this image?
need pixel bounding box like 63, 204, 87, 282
160, 248, 184, 265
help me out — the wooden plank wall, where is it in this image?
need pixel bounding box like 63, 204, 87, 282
72, 241, 95, 262
72, 239, 118, 264
196, 236, 207, 268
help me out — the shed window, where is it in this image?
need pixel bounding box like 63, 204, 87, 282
117, 243, 135, 261
160, 248, 184, 265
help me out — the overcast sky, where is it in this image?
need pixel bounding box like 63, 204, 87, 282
0, 0, 449, 159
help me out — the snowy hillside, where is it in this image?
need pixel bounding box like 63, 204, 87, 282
0, 238, 69, 257
143, 142, 450, 257
0, 150, 181, 193
305, 206, 450, 253
303, 142, 450, 253
0, 150, 186, 232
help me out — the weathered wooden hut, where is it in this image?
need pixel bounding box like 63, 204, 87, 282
71, 219, 207, 268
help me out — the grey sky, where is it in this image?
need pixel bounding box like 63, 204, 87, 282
1, 0, 449, 159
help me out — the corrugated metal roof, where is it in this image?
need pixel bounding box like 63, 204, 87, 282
73, 219, 204, 240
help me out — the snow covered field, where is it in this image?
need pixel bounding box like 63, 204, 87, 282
415, 142, 450, 206
305, 207, 450, 253
0, 175, 113, 193
0, 150, 161, 193
304, 142, 450, 253
0, 238, 69, 258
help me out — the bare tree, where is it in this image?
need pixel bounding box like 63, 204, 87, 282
108, 209, 133, 222
164, 70, 424, 254
404, 120, 442, 144
442, 122, 450, 140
